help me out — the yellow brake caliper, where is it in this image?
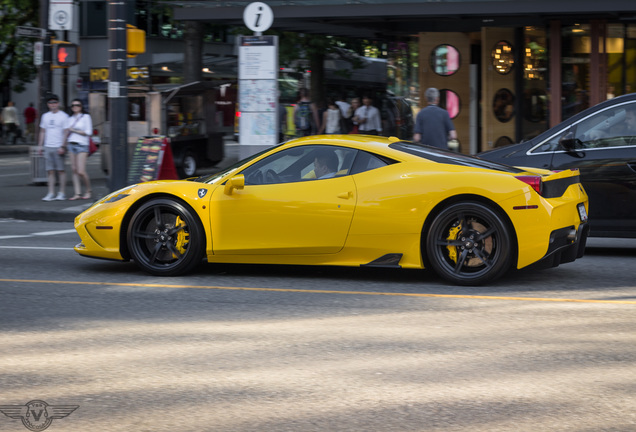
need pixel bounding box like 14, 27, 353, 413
446, 224, 462, 263
172, 216, 189, 257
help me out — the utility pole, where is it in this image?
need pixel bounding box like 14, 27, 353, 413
108, 0, 128, 190
39, 0, 52, 116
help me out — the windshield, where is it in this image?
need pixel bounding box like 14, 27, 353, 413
390, 142, 524, 174
192, 143, 285, 184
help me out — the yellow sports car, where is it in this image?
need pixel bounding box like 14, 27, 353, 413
74, 135, 589, 286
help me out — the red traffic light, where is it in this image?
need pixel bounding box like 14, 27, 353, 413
53, 42, 80, 67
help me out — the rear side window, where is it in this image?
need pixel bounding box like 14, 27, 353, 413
350, 151, 396, 175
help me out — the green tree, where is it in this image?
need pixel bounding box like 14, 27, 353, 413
0, 0, 40, 95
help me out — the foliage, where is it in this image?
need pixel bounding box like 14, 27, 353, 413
0, 0, 40, 93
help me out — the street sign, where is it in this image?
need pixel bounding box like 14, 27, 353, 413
49, 0, 73, 30
243, 2, 274, 34
34, 41, 43, 66
16, 26, 46, 38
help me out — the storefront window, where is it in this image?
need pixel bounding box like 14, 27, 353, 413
493, 88, 515, 122
523, 27, 548, 140
439, 89, 460, 119
431, 45, 460, 76
561, 24, 590, 119
627, 25, 636, 96
492, 41, 514, 74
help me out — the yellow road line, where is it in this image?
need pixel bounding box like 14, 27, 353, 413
1, 279, 635, 304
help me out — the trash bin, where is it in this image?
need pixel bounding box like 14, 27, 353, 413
30, 146, 47, 184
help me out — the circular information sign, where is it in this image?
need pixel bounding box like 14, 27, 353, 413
243, 2, 274, 33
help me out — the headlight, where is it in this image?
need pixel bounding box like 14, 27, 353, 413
102, 185, 137, 204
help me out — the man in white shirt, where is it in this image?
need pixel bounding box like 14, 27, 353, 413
335, 95, 350, 118
354, 95, 382, 135
38, 95, 70, 201
2, 101, 20, 145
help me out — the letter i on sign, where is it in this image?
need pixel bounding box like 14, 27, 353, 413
243, 2, 274, 33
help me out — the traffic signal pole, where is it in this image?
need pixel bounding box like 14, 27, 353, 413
39, 0, 52, 116
108, 0, 129, 190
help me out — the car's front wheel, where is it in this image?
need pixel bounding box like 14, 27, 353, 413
127, 198, 205, 276
425, 201, 513, 286
178, 151, 197, 178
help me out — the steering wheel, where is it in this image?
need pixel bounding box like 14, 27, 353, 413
265, 169, 280, 183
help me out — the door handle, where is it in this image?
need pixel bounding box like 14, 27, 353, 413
337, 191, 353, 199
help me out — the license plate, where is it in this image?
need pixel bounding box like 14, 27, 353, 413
577, 203, 588, 222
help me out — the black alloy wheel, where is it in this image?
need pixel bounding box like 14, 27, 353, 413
127, 198, 205, 276
425, 202, 513, 286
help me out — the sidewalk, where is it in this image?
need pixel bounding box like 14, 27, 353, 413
0, 139, 240, 223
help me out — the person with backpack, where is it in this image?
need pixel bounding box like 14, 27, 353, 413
294, 88, 320, 137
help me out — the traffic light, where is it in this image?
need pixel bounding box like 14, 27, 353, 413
52, 40, 80, 68
127, 24, 146, 58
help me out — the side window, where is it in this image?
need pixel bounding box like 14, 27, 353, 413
350, 151, 394, 175
532, 128, 570, 153
242, 145, 358, 185
574, 103, 636, 148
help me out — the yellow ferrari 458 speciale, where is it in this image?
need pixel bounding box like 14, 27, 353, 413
74, 135, 589, 285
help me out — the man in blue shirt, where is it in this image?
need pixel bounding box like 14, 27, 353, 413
413, 88, 457, 149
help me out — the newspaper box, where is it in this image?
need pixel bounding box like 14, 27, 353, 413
30, 146, 47, 184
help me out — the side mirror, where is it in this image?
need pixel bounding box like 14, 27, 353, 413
224, 174, 245, 195
558, 131, 581, 151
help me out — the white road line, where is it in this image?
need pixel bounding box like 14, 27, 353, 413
0, 246, 73, 250
0, 229, 76, 240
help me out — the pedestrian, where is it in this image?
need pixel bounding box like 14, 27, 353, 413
24, 102, 37, 143
38, 94, 69, 201
64, 99, 93, 200
318, 98, 343, 134
293, 88, 320, 137
347, 97, 361, 133
354, 94, 382, 135
2, 101, 20, 145
413, 87, 457, 149
335, 94, 350, 119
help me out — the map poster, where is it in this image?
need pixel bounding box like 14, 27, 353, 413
127, 136, 167, 184
239, 112, 277, 147
239, 79, 277, 112
238, 35, 278, 149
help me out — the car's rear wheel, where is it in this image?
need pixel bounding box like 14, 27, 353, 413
127, 198, 205, 276
425, 201, 513, 286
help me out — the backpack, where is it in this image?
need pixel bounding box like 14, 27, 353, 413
295, 102, 312, 131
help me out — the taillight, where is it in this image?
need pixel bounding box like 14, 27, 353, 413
236, 111, 241, 118
515, 175, 543, 195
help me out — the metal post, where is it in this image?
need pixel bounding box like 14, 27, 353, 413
39, 0, 52, 116
108, 0, 128, 190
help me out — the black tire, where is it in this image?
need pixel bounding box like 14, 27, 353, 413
178, 151, 197, 178
425, 201, 513, 286
127, 198, 205, 276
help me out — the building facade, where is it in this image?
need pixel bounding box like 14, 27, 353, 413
16, 0, 636, 154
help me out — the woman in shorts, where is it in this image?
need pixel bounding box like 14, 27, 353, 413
64, 99, 93, 200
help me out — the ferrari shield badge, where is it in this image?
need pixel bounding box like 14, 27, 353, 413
198, 188, 208, 198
